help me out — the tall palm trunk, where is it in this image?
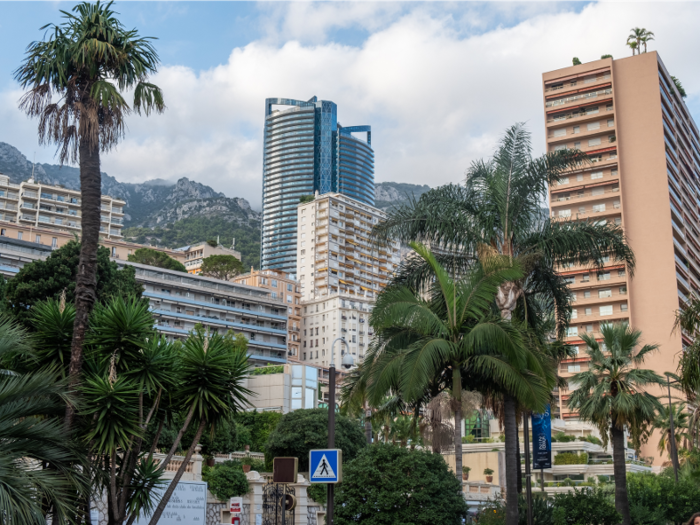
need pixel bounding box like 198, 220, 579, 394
515, 415, 523, 494
452, 363, 463, 480
65, 133, 102, 428
611, 417, 631, 525
504, 394, 519, 525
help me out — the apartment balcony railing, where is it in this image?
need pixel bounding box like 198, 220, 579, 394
22, 191, 38, 199
546, 88, 613, 109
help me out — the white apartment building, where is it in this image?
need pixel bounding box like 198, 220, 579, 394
0, 174, 125, 239
296, 192, 400, 367
176, 240, 242, 275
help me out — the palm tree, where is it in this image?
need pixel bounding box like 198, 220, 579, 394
627, 40, 639, 56
373, 123, 634, 524
361, 242, 551, 486
640, 30, 655, 53
15, 1, 165, 427
0, 317, 90, 524
568, 323, 665, 525
652, 402, 689, 456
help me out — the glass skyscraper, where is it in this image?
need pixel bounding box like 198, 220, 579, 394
261, 96, 375, 274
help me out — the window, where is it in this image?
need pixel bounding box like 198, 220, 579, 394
271, 280, 278, 287
578, 206, 586, 213
35, 235, 40, 243
621, 303, 628, 312
599, 305, 613, 316
619, 286, 627, 295
598, 272, 610, 281
566, 327, 578, 337
111, 246, 117, 257
587, 122, 601, 131
554, 128, 566, 138
591, 171, 603, 180
558, 209, 572, 218
287, 284, 293, 292
592, 187, 604, 196
564, 276, 575, 285
574, 142, 581, 149
586, 324, 594, 332
577, 174, 584, 181
571, 293, 577, 301
606, 104, 613, 111
0, 229, 4, 236
573, 126, 580, 134
588, 138, 602, 147
607, 119, 614, 127
571, 309, 578, 319
559, 177, 569, 185
581, 274, 590, 282
303, 353, 306, 360
618, 269, 626, 277
599, 289, 612, 298
260, 278, 267, 285
592, 203, 606, 212
612, 169, 618, 177
585, 308, 592, 316
568, 365, 581, 373
584, 75, 597, 84
584, 291, 591, 298
17, 232, 22, 240
570, 346, 580, 355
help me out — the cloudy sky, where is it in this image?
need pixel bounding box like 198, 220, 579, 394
1, 1, 698, 209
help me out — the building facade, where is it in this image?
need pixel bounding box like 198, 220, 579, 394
296, 192, 400, 368
0, 174, 125, 239
124, 261, 289, 366
177, 240, 242, 275
261, 97, 375, 274
543, 52, 700, 462
233, 268, 302, 360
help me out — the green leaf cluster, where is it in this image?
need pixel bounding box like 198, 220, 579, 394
333, 444, 468, 525
4, 240, 143, 324
202, 461, 249, 501
553, 453, 588, 466
551, 487, 621, 525
265, 408, 366, 471
200, 254, 244, 281
234, 410, 283, 455
627, 472, 700, 525
127, 247, 187, 272
250, 365, 284, 375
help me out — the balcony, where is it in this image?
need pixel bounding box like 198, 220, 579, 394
546, 88, 613, 109
21, 191, 38, 199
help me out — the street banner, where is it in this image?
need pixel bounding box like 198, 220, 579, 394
531, 404, 552, 469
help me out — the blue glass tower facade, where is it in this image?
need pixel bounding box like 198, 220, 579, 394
261, 97, 374, 274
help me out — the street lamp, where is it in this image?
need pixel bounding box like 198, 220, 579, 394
665, 372, 680, 483
327, 337, 349, 525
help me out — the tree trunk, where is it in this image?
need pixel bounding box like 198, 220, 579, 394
612, 418, 631, 525
146, 419, 207, 525
516, 414, 523, 494
65, 135, 101, 429
504, 394, 519, 525
452, 364, 463, 480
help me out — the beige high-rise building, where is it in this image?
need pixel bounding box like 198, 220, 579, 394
0, 174, 125, 239
233, 268, 302, 361
296, 192, 400, 368
543, 52, 700, 463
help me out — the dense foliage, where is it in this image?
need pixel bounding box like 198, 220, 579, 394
333, 445, 468, 525
4, 240, 143, 323
200, 254, 244, 280
551, 488, 621, 525
627, 472, 700, 525
250, 365, 284, 375
265, 408, 366, 471
554, 452, 589, 465
202, 461, 249, 501
127, 247, 187, 272
234, 410, 283, 455
123, 215, 261, 268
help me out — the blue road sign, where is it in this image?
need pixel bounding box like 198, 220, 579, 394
309, 449, 342, 484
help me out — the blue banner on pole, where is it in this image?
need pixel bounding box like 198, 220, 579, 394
531, 404, 552, 470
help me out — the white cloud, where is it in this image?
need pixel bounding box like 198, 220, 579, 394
1, 2, 698, 210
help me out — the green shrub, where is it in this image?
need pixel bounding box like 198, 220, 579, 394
334, 445, 468, 525
553, 452, 588, 465
462, 434, 476, 443
250, 365, 284, 375
553, 432, 576, 443
202, 461, 249, 501
234, 410, 283, 453
627, 472, 700, 525
552, 487, 620, 525
307, 484, 327, 505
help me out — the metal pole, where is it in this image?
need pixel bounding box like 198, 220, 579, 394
666, 374, 680, 483
540, 468, 545, 493
365, 404, 372, 444
327, 337, 347, 525
523, 414, 533, 525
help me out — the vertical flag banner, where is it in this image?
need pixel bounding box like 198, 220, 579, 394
531, 404, 552, 469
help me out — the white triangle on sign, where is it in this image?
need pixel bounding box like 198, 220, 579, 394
312, 454, 336, 479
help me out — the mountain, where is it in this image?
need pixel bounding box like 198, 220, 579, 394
374, 181, 431, 211
0, 142, 434, 270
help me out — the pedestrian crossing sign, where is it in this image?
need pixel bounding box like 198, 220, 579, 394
309, 449, 342, 483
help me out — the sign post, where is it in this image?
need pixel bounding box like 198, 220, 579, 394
309, 449, 342, 484
230, 496, 242, 525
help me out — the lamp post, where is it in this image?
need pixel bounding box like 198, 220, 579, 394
327, 337, 348, 525
665, 373, 680, 483
523, 413, 533, 525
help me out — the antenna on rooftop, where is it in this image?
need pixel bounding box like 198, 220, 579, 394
30, 152, 36, 183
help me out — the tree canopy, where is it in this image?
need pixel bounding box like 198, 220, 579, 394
201, 254, 244, 281
127, 247, 186, 272
334, 444, 468, 525
265, 408, 366, 471
4, 240, 143, 323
